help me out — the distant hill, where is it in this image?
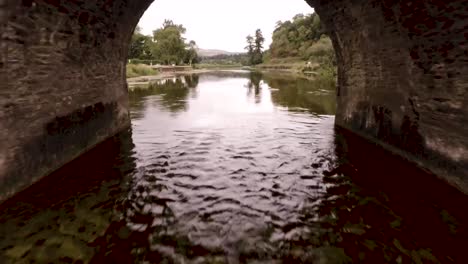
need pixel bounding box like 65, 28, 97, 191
196, 48, 241, 57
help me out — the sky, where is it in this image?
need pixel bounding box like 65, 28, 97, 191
138, 0, 314, 53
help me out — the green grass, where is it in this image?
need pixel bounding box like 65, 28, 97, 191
126, 64, 159, 78
256, 61, 337, 88
258, 38, 337, 86
195, 63, 243, 69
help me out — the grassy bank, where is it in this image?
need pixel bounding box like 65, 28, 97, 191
257, 37, 337, 86
126, 63, 245, 79
256, 57, 312, 72
126, 64, 159, 78
194, 64, 243, 69
257, 58, 335, 85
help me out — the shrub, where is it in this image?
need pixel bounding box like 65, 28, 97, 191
304, 36, 334, 60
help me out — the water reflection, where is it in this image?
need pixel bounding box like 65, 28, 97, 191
129, 75, 200, 119
265, 73, 336, 115
184, 74, 200, 89
245, 71, 263, 104
1, 71, 468, 263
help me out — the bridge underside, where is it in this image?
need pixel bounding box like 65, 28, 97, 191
1, 0, 468, 200
311, 0, 468, 192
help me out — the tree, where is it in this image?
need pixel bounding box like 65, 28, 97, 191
129, 26, 153, 60
245, 29, 264, 65
128, 21, 200, 66
269, 13, 327, 60
253, 29, 265, 64
152, 20, 188, 65
245, 35, 255, 65
184, 40, 199, 66
274, 21, 283, 32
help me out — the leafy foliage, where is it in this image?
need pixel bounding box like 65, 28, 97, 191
129, 26, 153, 60
128, 20, 199, 66
266, 13, 337, 84
151, 20, 188, 65
269, 13, 324, 60
245, 29, 265, 65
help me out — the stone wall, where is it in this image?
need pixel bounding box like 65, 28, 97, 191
309, 0, 468, 193
0, 0, 152, 201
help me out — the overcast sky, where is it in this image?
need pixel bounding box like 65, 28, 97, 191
138, 0, 313, 52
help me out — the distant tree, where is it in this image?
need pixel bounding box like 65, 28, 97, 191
152, 20, 188, 65
269, 13, 327, 60
162, 19, 186, 34
267, 12, 336, 82
184, 40, 200, 66
129, 26, 153, 60
245, 29, 264, 65
254, 29, 264, 52
245, 35, 255, 65
274, 21, 283, 32
128, 21, 200, 66
199, 53, 250, 66
253, 29, 265, 64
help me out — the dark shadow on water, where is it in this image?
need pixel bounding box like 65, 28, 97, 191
0, 129, 136, 263
315, 127, 468, 263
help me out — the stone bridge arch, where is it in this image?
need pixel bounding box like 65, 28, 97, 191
1, 0, 467, 200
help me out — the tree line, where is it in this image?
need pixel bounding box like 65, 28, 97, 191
199, 53, 249, 66
129, 20, 199, 65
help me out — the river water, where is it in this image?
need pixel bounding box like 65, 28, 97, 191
1, 71, 468, 263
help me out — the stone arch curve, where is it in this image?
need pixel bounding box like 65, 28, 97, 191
2, 0, 468, 200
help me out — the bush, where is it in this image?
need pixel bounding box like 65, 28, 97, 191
126, 64, 159, 78
304, 36, 334, 60
303, 36, 337, 85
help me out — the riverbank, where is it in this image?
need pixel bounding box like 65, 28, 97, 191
255, 57, 319, 74
126, 61, 335, 89
253, 57, 336, 84
127, 69, 213, 88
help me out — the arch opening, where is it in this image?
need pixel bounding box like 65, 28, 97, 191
1, 0, 334, 200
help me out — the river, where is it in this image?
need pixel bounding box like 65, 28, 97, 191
1, 71, 467, 263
